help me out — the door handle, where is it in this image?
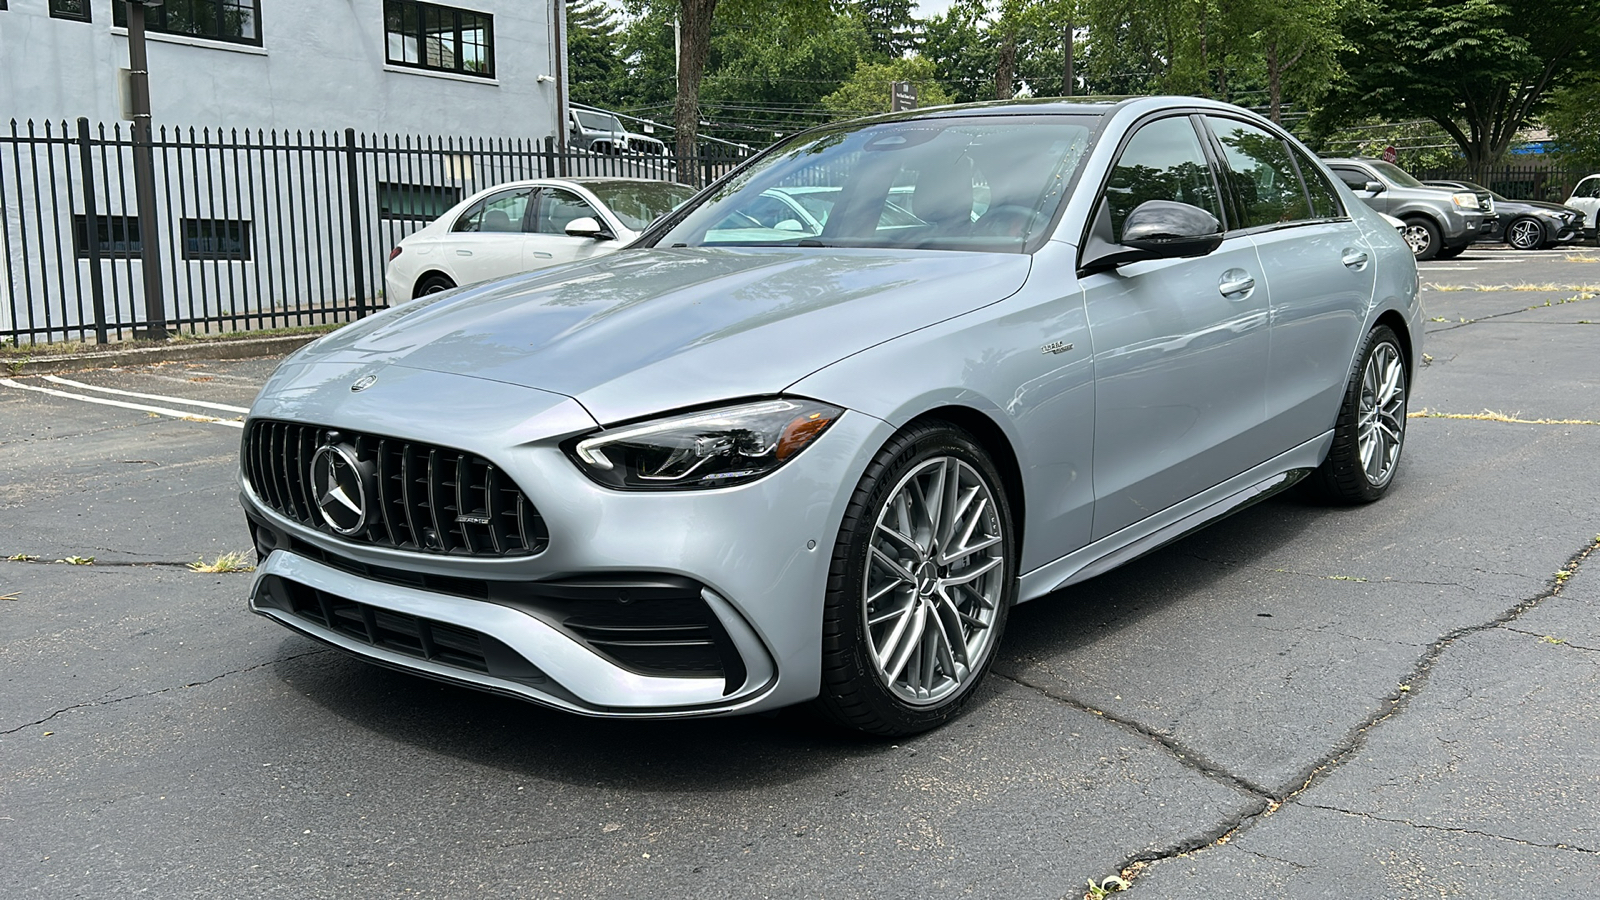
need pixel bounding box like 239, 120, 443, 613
1342, 248, 1369, 270
1218, 270, 1255, 298
529, 251, 553, 259
456, 249, 473, 257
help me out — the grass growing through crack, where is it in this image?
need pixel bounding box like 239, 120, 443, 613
1408, 408, 1600, 426
1085, 876, 1130, 899
57, 555, 94, 565
1, 592, 19, 602
7, 553, 39, 562
188, 551, 255, 574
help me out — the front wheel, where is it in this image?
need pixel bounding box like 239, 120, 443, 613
1310, 325, 1408, 504
815, 422, 1016, 736
1506, 217, 1545, 251
1402, 218, 1442, 260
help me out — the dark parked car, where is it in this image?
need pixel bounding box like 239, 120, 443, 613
1424, 180, 1586, 250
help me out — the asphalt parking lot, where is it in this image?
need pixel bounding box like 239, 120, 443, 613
3, 244, 1598, 899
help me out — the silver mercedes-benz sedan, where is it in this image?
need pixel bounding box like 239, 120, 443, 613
241, 97, 1421, 736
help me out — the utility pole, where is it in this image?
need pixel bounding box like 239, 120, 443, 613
126, 1, 167, 339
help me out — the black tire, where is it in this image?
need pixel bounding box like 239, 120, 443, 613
815, 421, 1017, 736
1309, 325, 1408, 504
1402, 217, 1442, 260
415, 273, 456, 298
1506, 217, 1545, 251
1434, 244, 1466, 260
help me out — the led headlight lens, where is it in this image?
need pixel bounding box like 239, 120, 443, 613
570, 398, 844, 490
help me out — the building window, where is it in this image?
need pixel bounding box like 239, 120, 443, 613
50, 0, 91, 21
114, 0, 262, 46
73, 215, 141, 258
182, 218, 251, 260
384, 1, 494, 78
377, 182, 462, 221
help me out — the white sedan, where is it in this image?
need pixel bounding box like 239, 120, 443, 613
384, 178, 696, 304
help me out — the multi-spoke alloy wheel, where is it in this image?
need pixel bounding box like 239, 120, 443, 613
817, 423, 1015, 735
1507, 218, 1543, 251
1357, 340, 1407, 488
863, 457, 1005, 705
1311, 325, 1408, 504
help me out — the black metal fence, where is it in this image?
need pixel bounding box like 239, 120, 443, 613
1, 119, 754, 345
1417, 162, 1591, 203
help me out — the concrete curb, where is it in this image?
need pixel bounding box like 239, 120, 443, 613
4, 334, 321, 376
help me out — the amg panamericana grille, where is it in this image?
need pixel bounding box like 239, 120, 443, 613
243, 419, 548, 556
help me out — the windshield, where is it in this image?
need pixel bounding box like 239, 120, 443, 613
584, 181, 698, 231
653, 115, 1094, 253
576, 110, 625, 132
1370, 160, 1426, 189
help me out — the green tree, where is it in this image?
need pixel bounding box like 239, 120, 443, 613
1544, 75, 1600, 173
702, 8, 870, 136
854, 0, 921, 59
567, 0, 627, 107
922, 0, 997, 103
821, 56, 956, 119
1322, 0, 1600, 180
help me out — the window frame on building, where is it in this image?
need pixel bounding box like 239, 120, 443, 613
384, 0, 495, 79
49, 0, 92, 22
113, 0, 265, 48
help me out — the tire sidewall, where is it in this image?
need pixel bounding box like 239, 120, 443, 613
1321, 325, 1408, 502
818, 422, 1017, 736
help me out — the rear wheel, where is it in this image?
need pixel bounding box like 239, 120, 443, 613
1310, 325, 1408, 504
815, 422, 1016, 736
1402, 218, 1442, 260
1435, 244, 1466, 260
416, 273, 456, 297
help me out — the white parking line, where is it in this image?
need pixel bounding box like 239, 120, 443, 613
1420, 266, 1479, 271
41, 374, 251, 413
0, 378, 245, 428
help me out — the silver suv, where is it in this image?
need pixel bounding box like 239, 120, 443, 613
1324, 158, 1491, 260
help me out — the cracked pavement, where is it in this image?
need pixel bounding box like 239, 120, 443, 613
3, 246, 1599, 898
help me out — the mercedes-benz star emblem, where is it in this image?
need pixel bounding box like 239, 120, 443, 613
309, 444, 369, 535
350, 374, 378, 392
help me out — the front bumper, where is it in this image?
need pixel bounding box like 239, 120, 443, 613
240, 364, 893, 718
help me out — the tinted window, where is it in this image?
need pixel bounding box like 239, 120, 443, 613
1206, 117, 1310, 228
1291, 148, 1344, 219
1368, 160, 1425, 188
453, 188, 532, 233
1578, 178, 1600, 199
536, 189, 601, 235
1104, 116, 1221, 242
1332, 167, 1372, 191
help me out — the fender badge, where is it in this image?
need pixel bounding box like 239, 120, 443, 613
1041, 341, 1075, 355
350, 374, 378, 392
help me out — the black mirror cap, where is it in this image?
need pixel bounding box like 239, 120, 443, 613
1080, 199, 1223, 274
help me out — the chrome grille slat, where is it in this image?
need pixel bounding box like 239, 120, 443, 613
242, 419, 544, 557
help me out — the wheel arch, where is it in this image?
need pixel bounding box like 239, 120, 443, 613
412, 270, 456, 297
900, 405, 1027, 546
1373, 308, 1415, 382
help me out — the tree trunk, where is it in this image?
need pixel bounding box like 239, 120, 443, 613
1063, 18, 1074, 97
1266, 40, 1282, 124
675, 0, 718, 165
997, 31, 1016, 100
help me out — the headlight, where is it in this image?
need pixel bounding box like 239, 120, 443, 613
1451, 192, 1479, 209
569, 398, 844, 490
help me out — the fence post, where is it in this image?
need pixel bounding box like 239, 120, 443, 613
344, 127, 368, 318
75, 118, 109, 344
127, 3, 168, 339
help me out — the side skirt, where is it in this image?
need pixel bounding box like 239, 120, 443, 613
1016, 431, 1333, 603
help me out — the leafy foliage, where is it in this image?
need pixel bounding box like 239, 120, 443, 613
822, 57, 956, 119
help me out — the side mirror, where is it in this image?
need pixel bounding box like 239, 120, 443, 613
1080, 199, 1223, 273
564, 216, 610, 239
1363, 181, 1385, 193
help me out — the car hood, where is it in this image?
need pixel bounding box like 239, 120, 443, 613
302, 247, 1031, 424
1507, 199, 1581, 216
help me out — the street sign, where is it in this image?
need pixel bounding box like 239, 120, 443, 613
1382, 145, 1398, 164
891, 82, 917, 112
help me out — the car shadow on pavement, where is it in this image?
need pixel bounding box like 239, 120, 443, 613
1000, 491, 1325, 664
269, 637, 906, 791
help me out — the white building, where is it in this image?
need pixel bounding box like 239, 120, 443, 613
0, 0, 573, 344
0, 0, 567, 137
